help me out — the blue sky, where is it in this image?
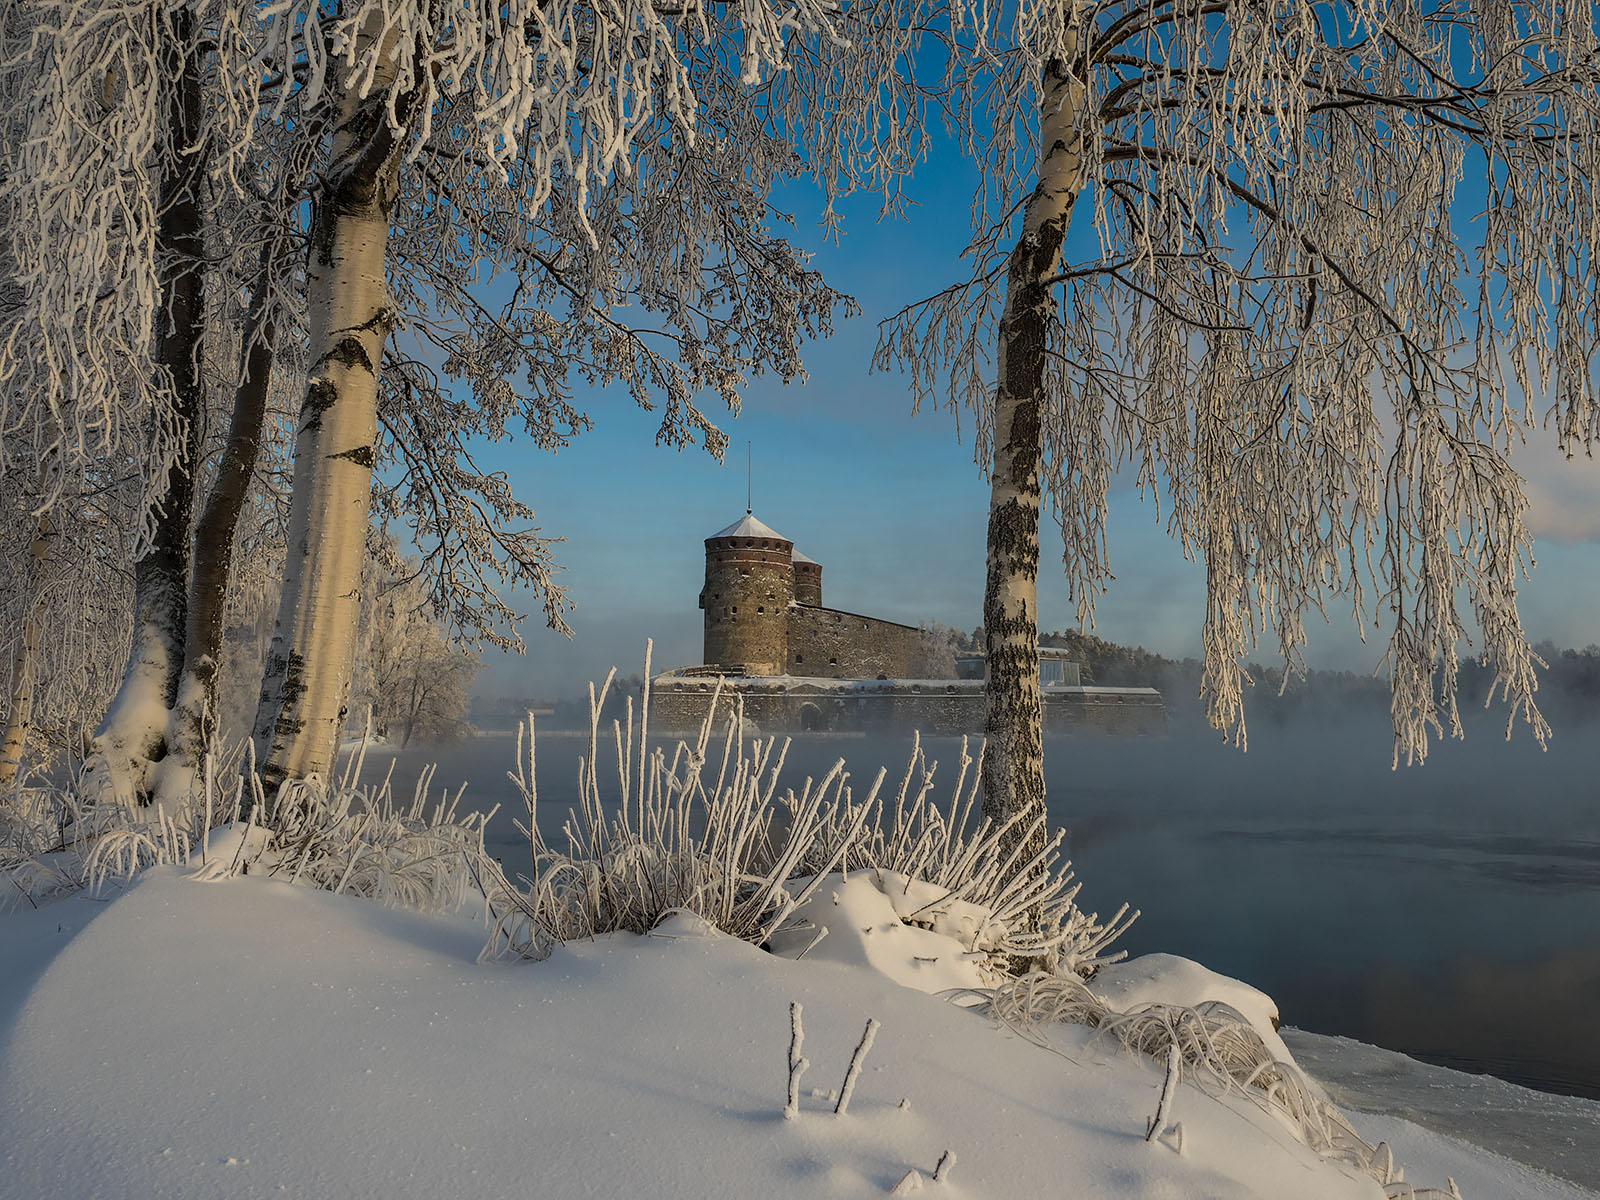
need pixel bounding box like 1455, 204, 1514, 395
468, 138, 1600, 701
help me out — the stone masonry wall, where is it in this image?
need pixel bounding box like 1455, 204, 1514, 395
650, 677, 1167, 738
785, 605, 922, 679
702, 543, 792, 675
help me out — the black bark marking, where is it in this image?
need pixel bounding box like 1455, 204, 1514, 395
988, 497, 1042, 576
315, 336, 376, 376
301, 378, 337, 431
327, 444, 376, 469
342, 307, 396, 338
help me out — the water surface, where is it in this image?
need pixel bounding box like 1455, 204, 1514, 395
369, 707, 1600, 1100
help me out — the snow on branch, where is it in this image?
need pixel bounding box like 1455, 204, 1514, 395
875, 0, 1600, 762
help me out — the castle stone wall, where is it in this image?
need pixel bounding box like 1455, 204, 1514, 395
650, 677, 1166, 738
785, 605, 921, 679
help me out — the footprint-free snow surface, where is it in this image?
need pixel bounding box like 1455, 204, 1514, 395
0, 869, 1594, 1200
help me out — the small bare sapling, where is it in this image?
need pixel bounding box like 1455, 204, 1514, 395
1146, 1042, 1181, 1143
889, 1168, 923, 1194
933, 1150, 956, 1182
834, 1017, 880, 1115
785, 1002, 809, 1120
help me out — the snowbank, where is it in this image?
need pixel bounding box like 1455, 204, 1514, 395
2, 872, 1594, 1199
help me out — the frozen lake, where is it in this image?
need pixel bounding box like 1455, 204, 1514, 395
367, 704, 1600, 1104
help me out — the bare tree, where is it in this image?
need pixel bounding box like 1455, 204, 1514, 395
351, 551, 478, 747
878, 0, 1600, 843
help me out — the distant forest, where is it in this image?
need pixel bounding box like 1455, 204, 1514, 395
473, 631, 1600, 732
1034, 629, 1600, 729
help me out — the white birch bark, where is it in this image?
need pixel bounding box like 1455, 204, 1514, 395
980, 54, 1087, 845
253, 21, 410, 789
0, 518, 51, 790
881, 2, 1598, 768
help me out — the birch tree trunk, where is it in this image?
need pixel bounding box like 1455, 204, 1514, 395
167, 242, 282, 792
87, 12, 207, 805
0, 519, 52, 790
253, 30, 414, 790
980, 55, 1086, 857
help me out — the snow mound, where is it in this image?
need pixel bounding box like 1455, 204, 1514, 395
1091, 952, 1293, 1064
0, 869, 1471, 1200
772, 869, 1002, 993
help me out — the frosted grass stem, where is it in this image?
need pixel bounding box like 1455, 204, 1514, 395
834, 1017, 879, 1116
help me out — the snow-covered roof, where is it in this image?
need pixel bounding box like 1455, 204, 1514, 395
792, 549, 817, 565
709, 512, 791, 542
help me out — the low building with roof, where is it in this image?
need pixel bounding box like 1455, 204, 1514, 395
653, 511, 1165, 736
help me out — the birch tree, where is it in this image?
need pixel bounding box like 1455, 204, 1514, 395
247, 0, 933, 790
5, 0, 934, 800
0, 470, 138, 790
0, 0, 282, 804
0, 517, 54, 789
877, 1, 1600, 841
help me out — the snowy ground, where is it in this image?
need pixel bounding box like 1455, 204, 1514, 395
2, 870, 1596, 1200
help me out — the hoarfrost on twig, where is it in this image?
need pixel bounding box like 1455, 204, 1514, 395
1146, 1040, 1182, 1142
834, 1017, 880, 1116
784, 1001, 808, 1120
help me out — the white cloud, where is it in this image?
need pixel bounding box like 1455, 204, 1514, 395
1511, 435, 1600, 545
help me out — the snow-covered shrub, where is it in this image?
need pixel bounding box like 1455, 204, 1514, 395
0, 776, 82, 909
1, 766, 199, 908
234, 742, 503, 913
791, 730, 1135, 975
982, 973, 1467, 1198
3, 738, 505, 917
480, 665, 872, 960
481, 650, 1133, 976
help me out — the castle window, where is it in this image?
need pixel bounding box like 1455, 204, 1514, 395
731, 606, 738, 613
794, 654, 803, 663
829, 657, 838, 666
757, 606, 764, 613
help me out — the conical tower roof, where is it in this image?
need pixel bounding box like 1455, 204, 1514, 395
709, 512, 791, 542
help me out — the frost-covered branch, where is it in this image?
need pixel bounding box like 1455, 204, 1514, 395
876, 0, 1600, 765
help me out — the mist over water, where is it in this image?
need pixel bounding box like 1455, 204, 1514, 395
372, 704, 1600, 1101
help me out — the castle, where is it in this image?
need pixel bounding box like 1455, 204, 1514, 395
650, 511, 1166, 737
697, 512, 924, 679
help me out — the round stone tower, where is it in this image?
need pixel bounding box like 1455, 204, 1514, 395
792, 549, 823, 607
700, 512, 794, 674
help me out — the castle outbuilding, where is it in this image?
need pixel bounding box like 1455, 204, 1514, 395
698, 512, 923, 680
